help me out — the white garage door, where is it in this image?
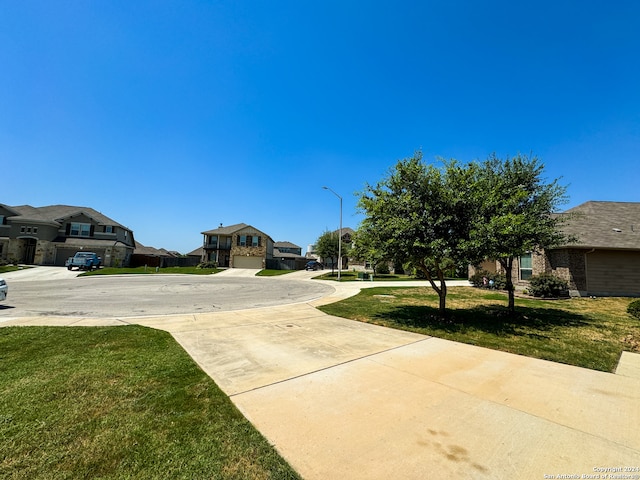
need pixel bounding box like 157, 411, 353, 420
233, 255, 263, 269
587, 251, 640, 296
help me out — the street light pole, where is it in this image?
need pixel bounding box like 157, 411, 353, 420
322, 186, 342, 281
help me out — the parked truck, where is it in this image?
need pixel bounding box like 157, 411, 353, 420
65, 252, 102, 271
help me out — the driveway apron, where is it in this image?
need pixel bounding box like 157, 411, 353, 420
133, 298, 640, 480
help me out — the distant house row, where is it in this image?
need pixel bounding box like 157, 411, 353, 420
3, 201, 640, 297
0, 204, 306, 271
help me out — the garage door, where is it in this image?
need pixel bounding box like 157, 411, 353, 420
586, 251, 640, 296
55, 248, 107, 267
55, 248, 78, 266
233, 255, 263, 269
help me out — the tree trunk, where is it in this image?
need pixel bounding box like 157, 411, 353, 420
419, 261, 448, 318
503, 257, 515, 314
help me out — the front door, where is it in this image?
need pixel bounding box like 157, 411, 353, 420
22, 238, 37, 264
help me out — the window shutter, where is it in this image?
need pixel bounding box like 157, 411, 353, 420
90, 225, 95, 237
65, 223, 71, 235
258, 236, 261, 247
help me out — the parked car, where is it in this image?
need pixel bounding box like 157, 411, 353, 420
65, 252, 102, 271
0, 278, 7, 301
305, 260, 324, 271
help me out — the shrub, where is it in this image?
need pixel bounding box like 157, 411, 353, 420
376, 263, 390, 275
197, 261, 218, 269
469, 270, 507, 290
627, 299, 640, 320
528, 273, 569, 298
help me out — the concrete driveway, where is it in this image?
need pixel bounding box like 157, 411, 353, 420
2, 269, 639, 478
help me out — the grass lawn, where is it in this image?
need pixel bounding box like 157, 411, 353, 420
0, 265, 28, 274
80, 266, 221, 276
315, 271, 436, 282
256, 269, 295, 276
0, 326, 300, 480
318, 286, 640, 372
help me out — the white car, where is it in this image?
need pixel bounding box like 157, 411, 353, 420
0, 278, 7, 301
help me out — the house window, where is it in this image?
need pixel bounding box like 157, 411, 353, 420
70, 223, 91, 237
239, 235, 247, 247
252, 236, 260, 247
105, 225, 114, 233
520, 253, 533, 280
209, 235, 218, 247
0, 215, 4, 225
33, 227, 38, 234
20, 226, 26, 233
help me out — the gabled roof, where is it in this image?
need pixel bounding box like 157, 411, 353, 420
187, 246, 204, 257
274, 241, 301, 249
201, 223, 250, 235
134, 241, 176, 257
6, 204, 130, 229
558, 201, 640, 250
201, 223, 273, 241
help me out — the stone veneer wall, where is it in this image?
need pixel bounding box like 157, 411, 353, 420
230, 232, 268, 268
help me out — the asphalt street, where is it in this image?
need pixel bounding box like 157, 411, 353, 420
0, 267, 335, 319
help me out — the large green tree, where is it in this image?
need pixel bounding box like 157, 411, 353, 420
357, 151, 480, 316
314, 230, 340, 274
471, 153, 572, 313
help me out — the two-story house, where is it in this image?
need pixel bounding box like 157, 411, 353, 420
0, 204, 135, 267
201, 223, 274, 269
273, 241, 306, 270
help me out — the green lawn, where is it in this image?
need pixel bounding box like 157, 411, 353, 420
80, 266, 221, 276
315, 271, 419, 281
0, 265, 27, 274
0, 326, 300, 480
255, 269, 295, 276
319, 286, 640, 372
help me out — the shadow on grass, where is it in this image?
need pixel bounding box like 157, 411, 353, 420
372, 304, 589, 337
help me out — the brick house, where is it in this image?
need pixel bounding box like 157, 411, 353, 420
201, 223, 274, 269
0, 204, 135, 267
474, 201, 640, 297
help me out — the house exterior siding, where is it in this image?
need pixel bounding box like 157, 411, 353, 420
471, 201, 640, 297
0, 204, 135, 267
201, 223, 274, 269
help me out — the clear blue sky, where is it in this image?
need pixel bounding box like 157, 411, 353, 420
2, 1, 638, 254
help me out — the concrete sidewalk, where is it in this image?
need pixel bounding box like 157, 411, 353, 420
2, 279, 639, 478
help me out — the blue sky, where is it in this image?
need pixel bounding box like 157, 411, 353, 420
2, 1, 638, 254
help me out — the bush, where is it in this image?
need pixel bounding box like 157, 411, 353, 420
528, 273, 568, 298
376, 263, 390, 275
469, 270, 507, 290
627, 299, 640, 320
197, 261, 218, 269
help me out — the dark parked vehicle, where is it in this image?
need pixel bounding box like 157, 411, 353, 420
305, 261, 324, 271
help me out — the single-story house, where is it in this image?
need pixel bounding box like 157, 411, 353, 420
473, 201, 640, 297
131, 242, 199, 268
0, 204, 135, 267
201, 223, 274, 269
